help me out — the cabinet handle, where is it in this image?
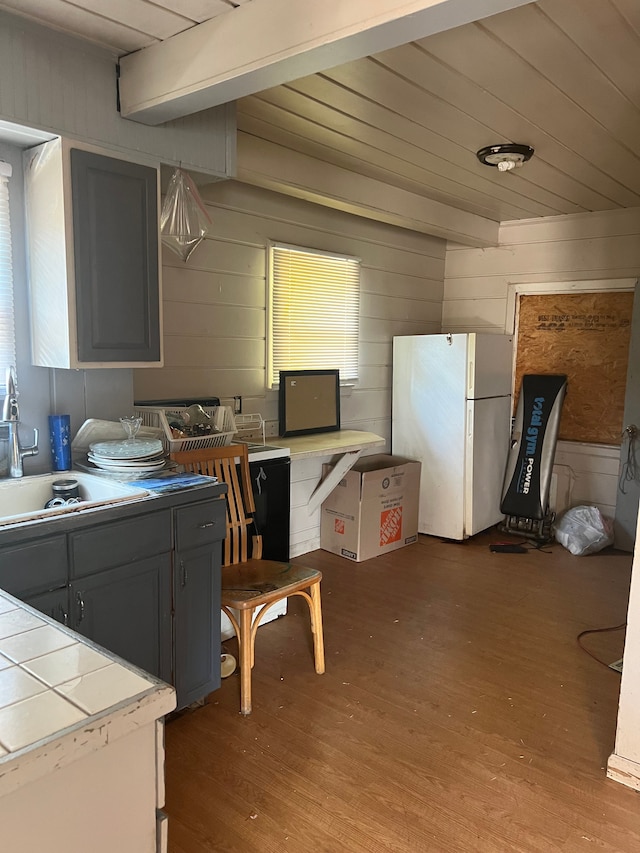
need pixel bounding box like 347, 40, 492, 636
198, 521, 216, 529
180, 560, 188, 587
76, 591, 85, 624
59, 605, 69, 627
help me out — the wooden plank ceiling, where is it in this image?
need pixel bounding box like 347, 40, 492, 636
3, 0, 640, 226
238, 0, 640, 223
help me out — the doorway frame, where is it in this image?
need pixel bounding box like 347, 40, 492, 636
506, 277, 637, 335
505, 277, 637, 515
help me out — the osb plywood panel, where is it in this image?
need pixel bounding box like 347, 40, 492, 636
515, 292, 634, 445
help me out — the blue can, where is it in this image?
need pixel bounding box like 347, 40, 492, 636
48, 414, 71, 471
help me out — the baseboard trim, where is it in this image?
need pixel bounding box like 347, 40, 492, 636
607, 753, 640, 791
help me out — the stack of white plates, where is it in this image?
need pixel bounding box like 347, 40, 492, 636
87, 438, 166, 475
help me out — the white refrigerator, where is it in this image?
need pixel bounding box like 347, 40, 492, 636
392, 333, 513, 540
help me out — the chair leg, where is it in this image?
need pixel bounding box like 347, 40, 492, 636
309, 581, 325, 675
239, 608, 253, 715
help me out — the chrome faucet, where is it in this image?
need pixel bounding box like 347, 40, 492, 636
1, 367, 38, 478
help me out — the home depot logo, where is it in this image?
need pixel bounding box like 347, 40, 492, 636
380, 506, 402, 546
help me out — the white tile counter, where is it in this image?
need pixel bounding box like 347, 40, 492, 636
0, 589, 176, 853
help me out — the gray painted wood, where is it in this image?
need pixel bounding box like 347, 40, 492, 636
615, 282, 640, 552
0, 535, 67, 597
25, 587, 70, 627
71, 554, 172, 684
70, 148, 161, 363
173, 498, 225, 707
174, 545, 222, 708
0, 489, 225, 700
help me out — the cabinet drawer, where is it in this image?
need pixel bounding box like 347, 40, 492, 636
175, 499, 225, 552
71, 510, 171, 578
0, 536, 67, 597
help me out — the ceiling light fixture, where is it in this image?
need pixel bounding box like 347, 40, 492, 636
476, 143, 534, 172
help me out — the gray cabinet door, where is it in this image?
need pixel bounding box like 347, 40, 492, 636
174, 545, 221, 709
70, 510, 171, 578
70, 148, 160, 363
71, 553, 171, 682
25, 587, 70, 627
0, 536, 68, 598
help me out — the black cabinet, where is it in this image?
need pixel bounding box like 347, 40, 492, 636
249, 457, 291, 561
70, 148, 161, 364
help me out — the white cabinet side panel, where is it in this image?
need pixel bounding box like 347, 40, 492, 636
24, 139, 73, 368
465, 396, 512, 536
467, 333, 513, 399
0, 724, 158, 853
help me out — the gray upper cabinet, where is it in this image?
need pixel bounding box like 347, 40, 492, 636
70, 148, 160, 363
24, 137, 163, 369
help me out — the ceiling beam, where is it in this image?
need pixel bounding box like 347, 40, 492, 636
119, 0, 535, 125
236, 133, 499, 247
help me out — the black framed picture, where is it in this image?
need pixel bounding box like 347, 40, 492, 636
278, 369, 341, 437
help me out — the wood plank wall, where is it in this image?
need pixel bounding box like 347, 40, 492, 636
444, 206, 640, 520
0, 10, 234, 177
134, 180, 446, 555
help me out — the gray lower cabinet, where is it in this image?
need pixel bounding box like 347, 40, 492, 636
71, 555, 172, 685
0, 489, 226, 710
173, 499, 226, 707
24, 587, 70, 626
0, 535, 67, 600
174, 546, 221, 706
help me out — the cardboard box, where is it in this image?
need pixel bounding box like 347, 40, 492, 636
320, 454, 421, 562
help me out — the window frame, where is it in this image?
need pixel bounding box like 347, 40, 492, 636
266, 241, 361, 390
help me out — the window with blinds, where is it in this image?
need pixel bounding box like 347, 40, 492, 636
267, 242, 361, 388
0, 162, 16, 395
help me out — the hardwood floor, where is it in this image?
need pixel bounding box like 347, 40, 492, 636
164, 531, 639, 852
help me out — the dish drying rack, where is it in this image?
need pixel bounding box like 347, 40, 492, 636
134, 405, 237, 452
233, 413, 266, 445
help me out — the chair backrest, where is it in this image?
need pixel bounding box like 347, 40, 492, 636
170, 444, 262, 566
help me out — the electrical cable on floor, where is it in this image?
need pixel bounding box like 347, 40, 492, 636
618, 425, 639, 494
523, 539, 554, 553
489, 538, 553, 554
576, 623, 626, 669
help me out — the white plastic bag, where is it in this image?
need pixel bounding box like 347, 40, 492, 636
554, 505, 614, 556
160, 168, 211, 262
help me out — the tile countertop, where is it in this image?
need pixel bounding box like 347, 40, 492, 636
0, 590, 176, 799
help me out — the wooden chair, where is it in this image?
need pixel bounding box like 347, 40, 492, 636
170, 443, 325, 715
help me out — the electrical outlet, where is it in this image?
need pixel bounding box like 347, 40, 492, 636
233, 396, 242, 414
265, 420, 279, 437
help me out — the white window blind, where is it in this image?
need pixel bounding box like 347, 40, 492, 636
268, 242, 360, 388
0, 162, 16, 395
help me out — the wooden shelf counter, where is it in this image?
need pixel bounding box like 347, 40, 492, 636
267, 430, 385, 513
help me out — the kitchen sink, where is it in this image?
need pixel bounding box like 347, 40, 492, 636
0, 472, 149, 527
